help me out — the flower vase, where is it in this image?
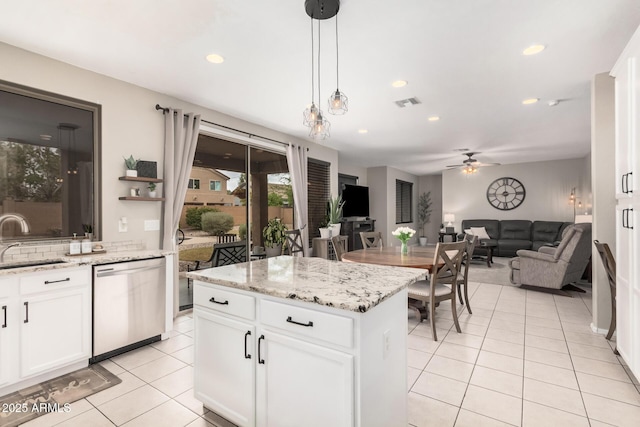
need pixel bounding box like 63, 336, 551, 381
401, 241, 408, 255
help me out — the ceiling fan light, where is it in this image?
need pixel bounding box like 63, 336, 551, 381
328, 89, 348, 115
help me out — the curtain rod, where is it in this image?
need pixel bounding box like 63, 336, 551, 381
155, 103, 292, 147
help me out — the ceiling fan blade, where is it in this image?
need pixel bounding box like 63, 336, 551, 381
446, 164, 464, 168
476, 162, 500, 167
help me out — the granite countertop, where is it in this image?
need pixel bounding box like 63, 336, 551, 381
187, 256, 427, 313
0, 249, 174, 275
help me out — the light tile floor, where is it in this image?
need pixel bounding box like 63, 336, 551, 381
21, 281, 640, 427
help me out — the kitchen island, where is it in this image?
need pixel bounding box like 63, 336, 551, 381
187, 256, 426, 427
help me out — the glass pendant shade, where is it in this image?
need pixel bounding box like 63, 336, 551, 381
463, 165, 478, 174
328, 89, 348, 115
303, 103, 319, 127
309, 111, 331, 140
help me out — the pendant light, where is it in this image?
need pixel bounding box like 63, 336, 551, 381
328, 13, 348, 115
303, 17, 318, 127
309, 16, 330, 139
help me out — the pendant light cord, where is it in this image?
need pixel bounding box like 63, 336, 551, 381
310, 16, 315, 103
335, 14, 339, 89
317, 17, 321, 108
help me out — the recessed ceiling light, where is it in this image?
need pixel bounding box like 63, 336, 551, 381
39, 134, 52, 140
358, 129, 368, 134
206, 54, 225, 64
223, 156, 230, 159
522, 98, 539, 105
522, 44, 545, 56
391, 80, 407, 88
427, 116, 440, 122
224, 152, 232, 156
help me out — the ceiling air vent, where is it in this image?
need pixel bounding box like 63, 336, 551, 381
395, 97, 421, 108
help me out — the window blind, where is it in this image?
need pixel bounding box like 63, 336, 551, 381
308, 159, 331, 246
396, 180, 413, 223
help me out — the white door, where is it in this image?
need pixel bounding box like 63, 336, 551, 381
20, 286, 90, 378
256, 330, 354, 427
193, 309, 256, 427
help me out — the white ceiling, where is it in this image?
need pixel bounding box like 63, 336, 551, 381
1, 0, 639, 175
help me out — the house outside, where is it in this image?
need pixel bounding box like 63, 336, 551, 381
184, 167, 236, 206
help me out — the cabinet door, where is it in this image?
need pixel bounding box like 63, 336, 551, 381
0, 296, 17, 387
20, 286, 90, 378
256, 330, 354, 427
616, 57, 634, 198
194, 309, 255, 427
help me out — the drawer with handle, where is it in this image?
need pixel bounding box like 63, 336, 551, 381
194, 283, 255, 320
20, 267, 90, 295
260, 299, 353, 348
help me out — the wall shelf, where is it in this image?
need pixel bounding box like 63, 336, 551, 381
119, 176, 163, 183
118, 196, 165, 201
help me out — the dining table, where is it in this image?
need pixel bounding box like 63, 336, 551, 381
341, 245, 437, 271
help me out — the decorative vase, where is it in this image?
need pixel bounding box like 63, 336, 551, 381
125, 169, 138, 177
319, 228, 331, 239
401, 241, 408, 255
419, 237, 427, 246
265, 244, 282, 258
329, 223, 341, 237
149, 190, 157, 198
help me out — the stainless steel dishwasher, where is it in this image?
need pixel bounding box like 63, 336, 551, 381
91, 257, 165, 362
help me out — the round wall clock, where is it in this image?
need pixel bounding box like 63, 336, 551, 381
486, 177, 526, 210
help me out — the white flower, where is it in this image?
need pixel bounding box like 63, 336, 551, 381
392, 227, 415, 243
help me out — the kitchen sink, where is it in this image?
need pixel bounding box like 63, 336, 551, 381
0, 260, 66, 270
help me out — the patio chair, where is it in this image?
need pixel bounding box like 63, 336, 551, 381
282, 229, 304, 256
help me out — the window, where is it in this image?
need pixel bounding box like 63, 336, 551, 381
188, 179, 200, 190
396, 180, 413, 224
0, 80, 101, 241
308, 159, 331, 246
209, 180, 221, 191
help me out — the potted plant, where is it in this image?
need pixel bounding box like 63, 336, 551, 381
417, 191, 433, 246
262, 217, 287, 257
124, 155, 139, 177
318, 216, 331, 239
327, 195, 345, 237
148, 182, 157, 198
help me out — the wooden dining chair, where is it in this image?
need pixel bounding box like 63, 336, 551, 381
282, 229, 304, 256
594, 240, 617, 351
359, 231, 383, 248
456, 234, 478, 313
331, 235, 347, 261
408, 241, 466, 341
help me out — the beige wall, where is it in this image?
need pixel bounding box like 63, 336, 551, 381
0, 42, 338, 249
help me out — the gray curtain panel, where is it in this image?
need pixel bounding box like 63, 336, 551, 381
162, 108, 201, 318
286, 144, 309, 256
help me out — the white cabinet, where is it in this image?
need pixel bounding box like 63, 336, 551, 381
193, 281, 407, 427
256, 330, 353, 427
0, 265, 91, 395
194, 309, 255, 427
612, 27, 640, 379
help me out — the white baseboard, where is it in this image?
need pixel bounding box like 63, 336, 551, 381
590, 322, 614, 337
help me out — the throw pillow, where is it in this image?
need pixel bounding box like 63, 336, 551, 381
470, 227, 491, 240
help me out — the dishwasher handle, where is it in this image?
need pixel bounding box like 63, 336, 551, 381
96, 265, 162, 277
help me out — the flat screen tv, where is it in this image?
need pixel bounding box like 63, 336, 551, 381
341, 184, 370, 218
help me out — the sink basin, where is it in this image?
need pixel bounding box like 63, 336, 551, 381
0, 260, 66, 270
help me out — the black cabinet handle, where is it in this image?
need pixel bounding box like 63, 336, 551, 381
258, 334, 265, 364
244, 331, 252, 359
209, 297, 229, 305
2, 305, 6, 328
286, 316, 314, 327
23, 302, 28, 324
44, 278, 70, 285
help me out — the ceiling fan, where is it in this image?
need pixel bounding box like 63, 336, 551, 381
446, 152, 500, 174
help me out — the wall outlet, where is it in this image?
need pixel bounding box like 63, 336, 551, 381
383, 329, 391, 359
144, 219, 160, 231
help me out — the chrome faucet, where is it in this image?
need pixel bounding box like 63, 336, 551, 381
0, 213, 31, 262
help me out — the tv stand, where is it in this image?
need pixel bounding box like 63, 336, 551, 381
340, 219, 375, 251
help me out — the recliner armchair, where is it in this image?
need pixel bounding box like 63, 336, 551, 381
509, 223, 592, 294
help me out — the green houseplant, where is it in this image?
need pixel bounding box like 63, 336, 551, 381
124, 155, 139, 177
327, 195, 345, 237
417, 191, 433, 246
262, 217, 287, 257
147, 182, 157, 198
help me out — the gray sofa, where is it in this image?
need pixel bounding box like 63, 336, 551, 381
460, 219, 572, 257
